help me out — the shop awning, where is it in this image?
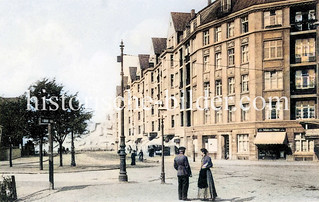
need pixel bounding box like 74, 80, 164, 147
254, 132, 287, 145
305, 129, 319, 137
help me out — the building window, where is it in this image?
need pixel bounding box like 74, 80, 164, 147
170, 74, 174, 88
228, 77, 235, 95
204, 109, 210, 124
215, 26, 221, 42
241, 44, 249, 63
151, 88, 154, 98
264, 40, 283, 59
151, 106, 154, 116
180, 112, 184, 127
296, 100, 316, 119
204, 56, 209, 72
295, 133, 314, 152
238, 134, 249, 153
171, 115, 175, 128
241, 75, 249, 93
129, 128, 132, 136
170, 54, 174, 67
215, 52, 221, 70
264, 10, 282, 28
129, 117, 131, 124
204, 82, 210, 97
203, 30, 210, 46
241, 16, 249, 33
152, 121, 155, 132
215, 80, 222, 96
228, 105, 235, 122
295, 38, 316, 63
227, 21, 234, 38
295, 69, 316, 89
158, 119, 160, 131
294, 10, 316, 31
241, 104, 249, 121
265, 102, 283, 120
138, 112, 141, 120
151, 72, 154, 83
228, 48, 235, 66
138, 126, 141, 134
264, 71, 283, 90
216, 110, 222, 124
138, 84, 140, 92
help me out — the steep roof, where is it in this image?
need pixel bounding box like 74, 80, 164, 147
129, 67, 137, 82
138, 54, 150, 71
171, 12, 192, 32
152, 38, 167, 55
200, 0, 291, 25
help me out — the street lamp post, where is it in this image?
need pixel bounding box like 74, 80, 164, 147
118, 41, 128, 182
159, 105, 167, 184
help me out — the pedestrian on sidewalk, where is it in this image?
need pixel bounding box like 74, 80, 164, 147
138, 150, 143, 162
131, 150, 137, 165
174, 147, 192, 201
197, 148, 217, 201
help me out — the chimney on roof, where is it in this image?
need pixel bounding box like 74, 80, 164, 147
191, 9, 195, 18
208, 0, 212, 5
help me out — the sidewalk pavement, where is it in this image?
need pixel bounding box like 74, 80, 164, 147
1, 152, 319, 202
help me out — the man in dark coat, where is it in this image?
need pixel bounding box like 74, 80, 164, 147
131, 150, 137, 165
174, 147, 192, 201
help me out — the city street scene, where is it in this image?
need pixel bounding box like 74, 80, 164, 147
1, 0, 319, 201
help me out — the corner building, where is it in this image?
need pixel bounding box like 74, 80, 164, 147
115, 0, 319, 161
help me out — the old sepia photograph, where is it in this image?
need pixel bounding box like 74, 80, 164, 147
0, 0, 319, 201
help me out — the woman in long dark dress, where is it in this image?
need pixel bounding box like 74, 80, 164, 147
197, 148, 217, 201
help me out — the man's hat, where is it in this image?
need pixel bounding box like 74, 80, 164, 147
178, 147, 186, 152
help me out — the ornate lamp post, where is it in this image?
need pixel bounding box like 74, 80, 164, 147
158, 104, 167, 184
118, 41, 128, 182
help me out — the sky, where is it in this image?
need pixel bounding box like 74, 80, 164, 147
0, 0, 208, 123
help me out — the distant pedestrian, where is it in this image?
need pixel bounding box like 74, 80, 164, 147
174, 147, 192, 201
131, 150, 137, 165
138, 150, 144, 162
197, 148, 217, 201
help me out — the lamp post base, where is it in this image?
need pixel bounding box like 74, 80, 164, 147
160, 172, 165, 184
119, 174, 128, 182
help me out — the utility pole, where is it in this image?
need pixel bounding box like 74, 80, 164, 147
118, 40, 128, 182
39, 118, 54, 190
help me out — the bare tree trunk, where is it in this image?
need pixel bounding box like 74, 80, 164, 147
59, 142, 63, 167
9, 143, 13, 167
39, 138, 43, 170
71, 131, 76, 166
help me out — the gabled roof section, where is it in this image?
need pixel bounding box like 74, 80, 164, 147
129, 67, 138, 82
152, 38, 167, 55
138, 54, 150, 71
171, 12, 192, 32
200, 0, 290, 25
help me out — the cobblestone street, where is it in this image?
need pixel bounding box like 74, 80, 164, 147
1, 152, 318, 202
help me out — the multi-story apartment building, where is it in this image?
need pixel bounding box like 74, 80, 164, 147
114, 0, 319, 161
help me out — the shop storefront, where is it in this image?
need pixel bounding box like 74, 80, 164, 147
255, 128, 289, 160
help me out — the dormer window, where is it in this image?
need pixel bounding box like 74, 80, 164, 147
221, 0, 231, 12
